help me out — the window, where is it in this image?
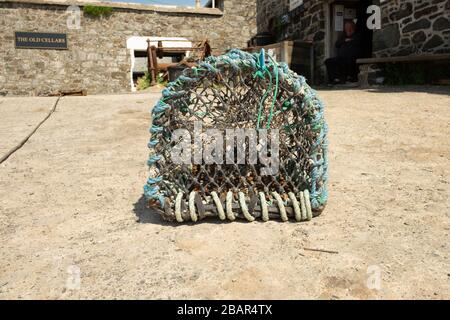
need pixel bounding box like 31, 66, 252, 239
204, 0, 223, 10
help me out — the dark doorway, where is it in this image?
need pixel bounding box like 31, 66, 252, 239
328, 0, 373, 59
355, 0, 374, 58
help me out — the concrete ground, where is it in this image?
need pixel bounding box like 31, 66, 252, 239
0, 87, 449, 299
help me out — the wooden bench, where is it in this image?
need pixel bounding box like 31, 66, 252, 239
357, 53, 450, 86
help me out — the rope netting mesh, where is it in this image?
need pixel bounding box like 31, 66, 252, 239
145, 49, 328, 222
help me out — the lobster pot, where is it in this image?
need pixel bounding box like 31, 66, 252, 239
145, 49, 328, 223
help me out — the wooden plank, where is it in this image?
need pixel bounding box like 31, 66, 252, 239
434, 79, 450, 85
357, 53, 450, 64
155, 47, 207, 52
150, 46, 158, 86
157, 62, 196, 72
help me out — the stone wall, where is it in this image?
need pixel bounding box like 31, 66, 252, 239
257, 0, 327, 83
373, 0, 450, 57
0, 0, 257, 96
257, 0, 450, 83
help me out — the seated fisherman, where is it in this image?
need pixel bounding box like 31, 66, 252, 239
325, 20, 362, 85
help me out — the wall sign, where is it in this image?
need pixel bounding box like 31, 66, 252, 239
15, 32, 68, 50
334, 5, 345, 32
290, 0, 304, 12
344, 8, 357, 20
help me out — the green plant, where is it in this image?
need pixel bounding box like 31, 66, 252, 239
83, 5, 113, 18
156, 73, 168, 87
136, 72, 151, 91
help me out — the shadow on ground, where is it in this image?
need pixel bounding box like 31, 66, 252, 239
133, 195, 223, 226
315, 84, 450, 96
366, 85, 450, 96
133, 194, 263, 226
133, 194, 172, 226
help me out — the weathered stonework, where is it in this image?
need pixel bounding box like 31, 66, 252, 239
0, 0, 257, 96
374, 0, 450, 57
257, 0, 450, 83
2, 0, 448, 94
257, 0, 326, 83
